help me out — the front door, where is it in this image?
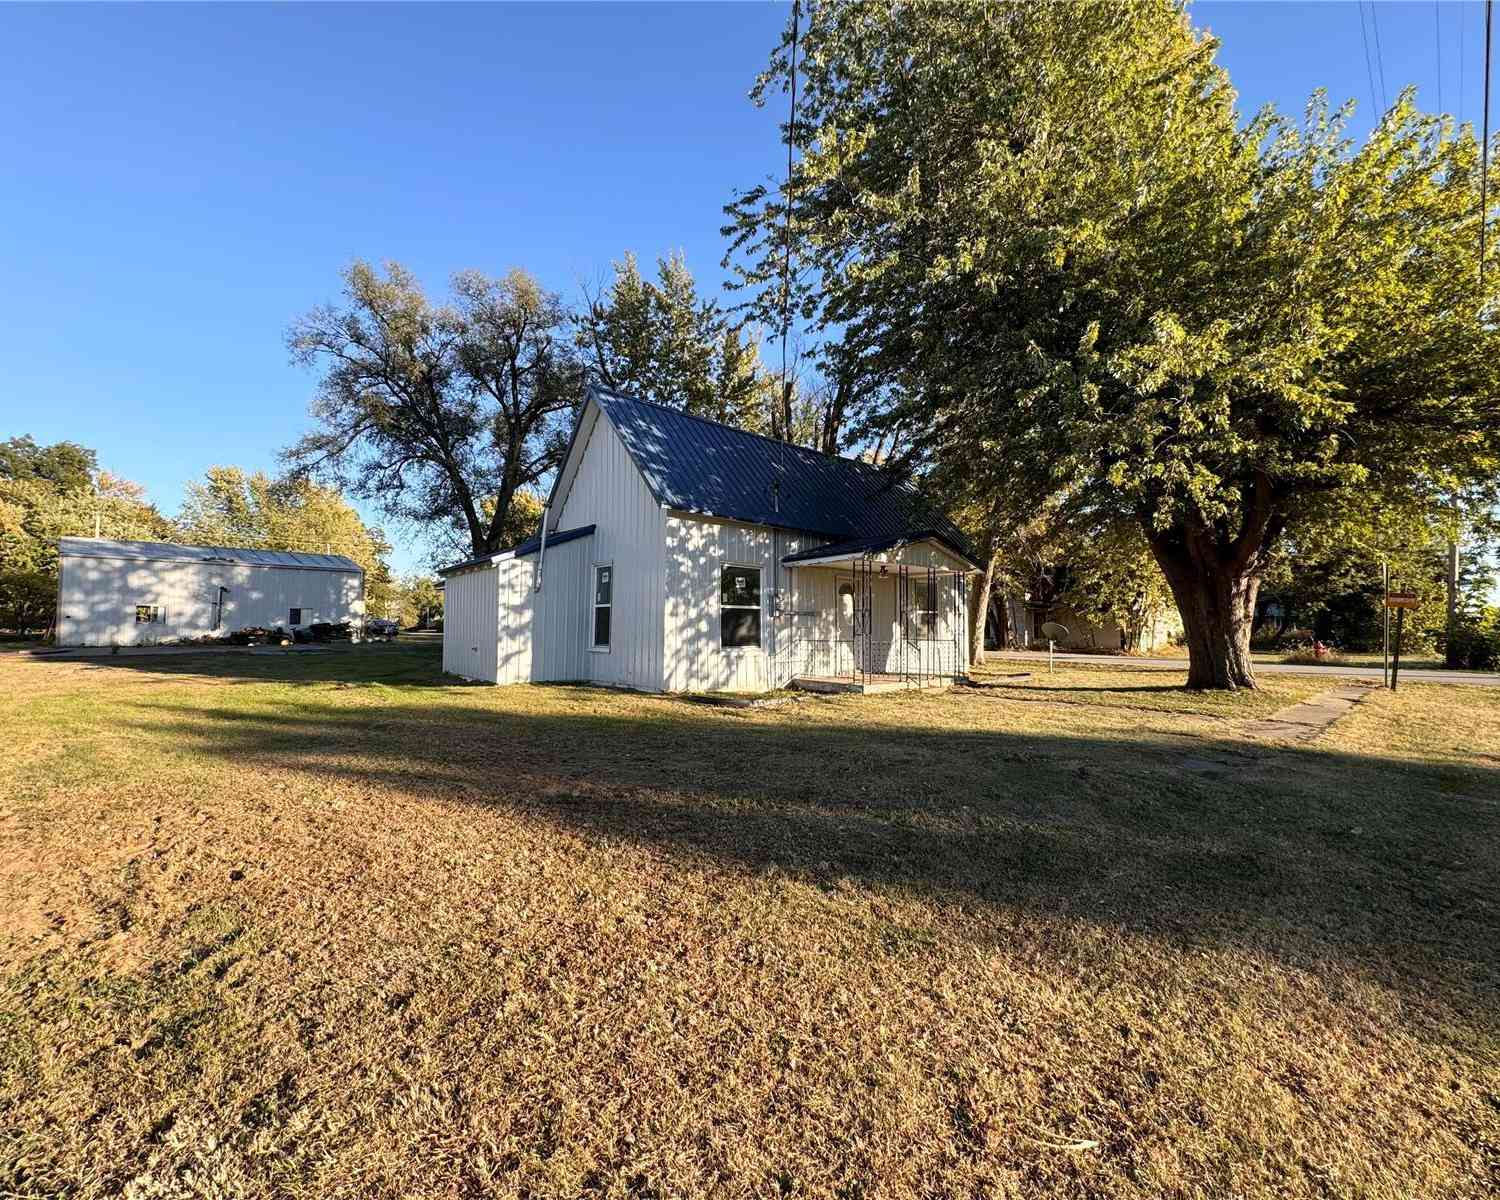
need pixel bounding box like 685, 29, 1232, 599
835, 575, 860, 677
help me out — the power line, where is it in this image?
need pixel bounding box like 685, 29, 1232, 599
1370, 0, 1389, 112
1359, 2, 1380, 119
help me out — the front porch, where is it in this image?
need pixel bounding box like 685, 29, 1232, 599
770, 536, 973, 692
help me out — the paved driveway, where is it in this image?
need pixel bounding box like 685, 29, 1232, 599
985, 649, 1500, 688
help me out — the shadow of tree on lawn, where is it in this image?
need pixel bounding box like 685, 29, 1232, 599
109, 671, 1500, 1047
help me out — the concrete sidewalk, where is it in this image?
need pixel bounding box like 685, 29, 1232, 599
984, 649, 1500, 688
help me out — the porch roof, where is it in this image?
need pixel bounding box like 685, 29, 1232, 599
781, 529, 979, 571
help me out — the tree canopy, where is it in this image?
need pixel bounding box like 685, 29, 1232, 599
0, 438, 174, 634
177, 466, 396, 617
728, 0, 1500, 688
286, 262, 586, 560
577, 251, 768, 431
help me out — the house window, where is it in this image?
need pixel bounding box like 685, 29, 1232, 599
289, 607, 303, 625
135, 604, 163, 624
909, 575, 936, 635
721, 564, 761, 648
592, 564, 612, 650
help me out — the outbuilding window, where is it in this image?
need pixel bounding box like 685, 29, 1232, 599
592, 564, 612, 650
135, 604, 163, 624
721, 565, 761, 648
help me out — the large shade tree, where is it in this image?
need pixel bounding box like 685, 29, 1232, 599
728, 0, 1500, 688
287, 262, 585, 560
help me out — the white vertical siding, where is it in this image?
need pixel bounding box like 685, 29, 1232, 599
533, 534, 592, 682
442, 567, 499, 682
552, 406, 666, 690
56, 556, 363, 647
494, 559, 536, 684
662, 513, 817, 692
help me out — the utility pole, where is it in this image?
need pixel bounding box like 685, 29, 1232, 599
1445, 539, 1461, 666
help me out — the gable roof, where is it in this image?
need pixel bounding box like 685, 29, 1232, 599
58, 537, 362, 573
586, 387, 974, 560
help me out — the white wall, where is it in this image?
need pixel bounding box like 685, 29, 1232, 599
56, 555, 363, 646
663, 513, 819, 692
442, 566, 499, 682
533, 534, 592, 682
551, 404, 666, 690
494, 559, 536, 684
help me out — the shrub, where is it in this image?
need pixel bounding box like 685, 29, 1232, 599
1282, 647, 1346, 666
1442, 611, 1500, 670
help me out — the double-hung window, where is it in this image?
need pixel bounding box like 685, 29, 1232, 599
720, 565, 761, 648
592, 564, 612, 650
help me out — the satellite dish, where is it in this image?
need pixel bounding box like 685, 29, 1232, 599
1040, 621, 1069, 642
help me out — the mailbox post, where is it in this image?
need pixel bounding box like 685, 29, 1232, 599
1383, 593, 1421, 690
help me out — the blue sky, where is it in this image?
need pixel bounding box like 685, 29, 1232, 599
1, 1, 1492, 574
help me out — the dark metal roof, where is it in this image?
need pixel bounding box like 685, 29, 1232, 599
438, 525, 595, 576
58, 537, 362, 573
592, 387, 973, 555
781, 530, 979, 568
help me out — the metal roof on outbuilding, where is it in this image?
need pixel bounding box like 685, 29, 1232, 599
438, 525, 595, 576
57, 537, 363, 573
589, 388, 973, 556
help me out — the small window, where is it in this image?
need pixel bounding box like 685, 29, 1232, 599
135, 604, 162, 624
721, 565, 761, 648
289, 607, 303, 625
592, 564, 612, 650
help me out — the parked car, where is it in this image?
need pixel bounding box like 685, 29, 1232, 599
367, 618, 399, 639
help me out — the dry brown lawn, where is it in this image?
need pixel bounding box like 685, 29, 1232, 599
1, 645, 1496, 1199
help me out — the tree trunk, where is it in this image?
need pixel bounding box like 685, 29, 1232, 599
969, 549, 999, 668
1148, 532, 1262, 690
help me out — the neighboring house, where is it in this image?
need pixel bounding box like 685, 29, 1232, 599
440, 386, 979, 693
56, 538, 364, 646
986, 593, 1182, 653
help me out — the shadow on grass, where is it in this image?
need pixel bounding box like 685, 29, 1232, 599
73, 643, 1500, 1040
67, 641, 454, 688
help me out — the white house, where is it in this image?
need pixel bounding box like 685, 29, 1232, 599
440, 386, 978, 693
56, 538, 364, 646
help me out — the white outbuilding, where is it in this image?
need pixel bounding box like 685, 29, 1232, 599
55, 537, 365, 646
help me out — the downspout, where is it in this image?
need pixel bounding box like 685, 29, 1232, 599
534, 506, 549, 593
